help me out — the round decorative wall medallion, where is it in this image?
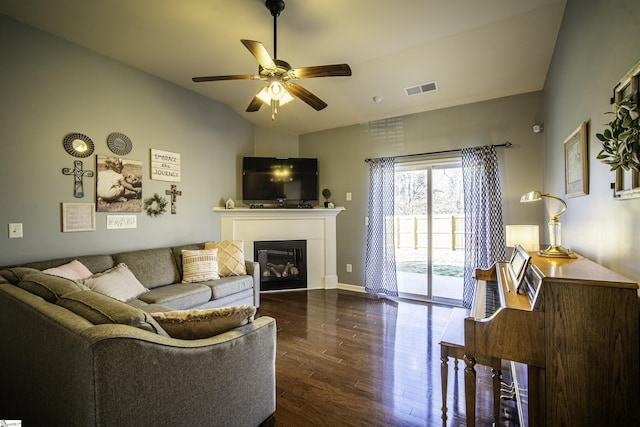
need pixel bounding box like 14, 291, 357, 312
107, 132, 133, 156
63, 133, 95, 158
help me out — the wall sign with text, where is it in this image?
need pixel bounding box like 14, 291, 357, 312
150, 149, 181, 182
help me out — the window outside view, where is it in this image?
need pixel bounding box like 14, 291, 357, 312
394, 162, 464, 303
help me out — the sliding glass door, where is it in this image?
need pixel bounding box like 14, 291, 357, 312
394, 158, 464, 304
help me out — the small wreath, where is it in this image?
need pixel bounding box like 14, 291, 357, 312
143, 193, 167, 217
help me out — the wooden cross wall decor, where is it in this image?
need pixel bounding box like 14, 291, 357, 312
62, 160, 94, 198
165, 184, 182, 214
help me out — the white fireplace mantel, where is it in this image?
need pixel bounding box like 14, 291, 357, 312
212, 207, 344, 289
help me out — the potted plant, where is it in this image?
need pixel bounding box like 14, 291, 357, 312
596, 99, 640, 171
322, 188, 331, 207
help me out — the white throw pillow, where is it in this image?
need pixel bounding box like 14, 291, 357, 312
43, 260, 93, 281
81, 263, 148, 302
182, 249, 219, 283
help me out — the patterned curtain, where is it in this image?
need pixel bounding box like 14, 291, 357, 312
365, 157, 398, 296
461, 146, 506, 308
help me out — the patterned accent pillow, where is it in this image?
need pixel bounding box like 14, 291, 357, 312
204, 240, 247, 277
182, 249, 219, 283
43, 260, 93, 281
81, 263, 149, 302
150, 305, 256, 339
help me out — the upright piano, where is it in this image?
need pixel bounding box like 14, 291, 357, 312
463, 251, 639, 426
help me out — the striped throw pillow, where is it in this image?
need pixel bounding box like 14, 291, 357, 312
181, 249, 219, 283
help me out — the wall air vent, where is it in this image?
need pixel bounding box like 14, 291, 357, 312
404, 81, 438, 97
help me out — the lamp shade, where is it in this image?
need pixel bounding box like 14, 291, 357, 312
505, 225, 540, 252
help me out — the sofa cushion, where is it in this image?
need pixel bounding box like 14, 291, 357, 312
57, 290, 169, 336
113, 248, 180, 289
136, 283, 212, 310
15, 271, 89, 303
205, 240, 247, 276
0, 267, 41, 284
203, 275, 254, 300
150, 306, 256, 339
182, 249, 219, 283
42, 260, 93, 281
81, 263, 148, 302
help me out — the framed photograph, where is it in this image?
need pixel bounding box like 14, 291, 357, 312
96, 155, 143, 212
564, 121, 589, 198
62, 203, 96, 232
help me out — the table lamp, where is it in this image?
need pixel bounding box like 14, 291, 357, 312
520, 191, 576, 258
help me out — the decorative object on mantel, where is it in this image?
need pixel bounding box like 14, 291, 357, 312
63, 133, 94, 158
150, 149, 181, 182
143, 193, 167, 217
225, 198, 235, 209
165, 184, 182, 214
322, 188, 332, 207
520, 191, 576, 258
62, 160, 94, 198
107, 132, 133, 156
564, 121, 589, 198
597, 59, 640, 199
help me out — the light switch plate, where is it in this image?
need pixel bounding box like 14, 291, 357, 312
9, 223, 23, 238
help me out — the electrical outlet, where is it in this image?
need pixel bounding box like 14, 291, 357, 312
346, 192, 352, 201
9, 223, 23, 238
346, 263, 353, 273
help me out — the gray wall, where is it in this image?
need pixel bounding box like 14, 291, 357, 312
543, 0, 640, 282
0, 15, 254, 266
299, 92, 546, 288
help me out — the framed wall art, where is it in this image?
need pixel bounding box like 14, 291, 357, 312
610, 59, 640, 199
96, 155, 143, 212
564, 121, 589, 198
62, 203, 96, 232
150, 149, 181, 182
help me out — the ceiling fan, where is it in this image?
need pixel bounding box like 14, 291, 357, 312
192, 0, 352, 119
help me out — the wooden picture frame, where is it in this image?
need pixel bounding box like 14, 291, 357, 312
612, 60, 640, 199
564, 121, 589, 198
62, 203, 96, 232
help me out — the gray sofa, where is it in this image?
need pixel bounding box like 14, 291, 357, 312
0, 242, 276, 426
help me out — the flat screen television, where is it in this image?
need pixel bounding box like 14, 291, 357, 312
242, 157, 319, 206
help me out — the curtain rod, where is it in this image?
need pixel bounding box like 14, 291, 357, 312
364, 142, 512, 163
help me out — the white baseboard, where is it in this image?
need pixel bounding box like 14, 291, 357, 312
337, 283, 366, 293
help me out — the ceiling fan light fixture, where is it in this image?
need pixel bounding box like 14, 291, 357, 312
267, 80, 287, 100
256, 85, 294, 106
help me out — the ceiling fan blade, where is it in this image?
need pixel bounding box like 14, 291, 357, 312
192, 74, 257, 82
293, 64, 352, 79
246, 95, 264, 112
241, 39, 277, 70
286, 82, 327, 111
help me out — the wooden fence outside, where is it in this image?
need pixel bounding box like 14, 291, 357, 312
395, 214, 465, 250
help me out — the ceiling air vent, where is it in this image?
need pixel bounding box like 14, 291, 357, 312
404, 81, 438, 97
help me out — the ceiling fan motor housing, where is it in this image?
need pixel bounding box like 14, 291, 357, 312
266, 0, 285, 17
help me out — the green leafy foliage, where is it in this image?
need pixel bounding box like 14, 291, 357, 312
596, 99, 640, 171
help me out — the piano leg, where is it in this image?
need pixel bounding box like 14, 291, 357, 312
463, 354, 477, 427
491, 358, 502, 424
440, 352, 449, 425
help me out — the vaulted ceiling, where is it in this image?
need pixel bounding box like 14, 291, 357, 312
0, 0, 567, 135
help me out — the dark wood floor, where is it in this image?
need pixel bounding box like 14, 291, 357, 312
257, 289, 519, 427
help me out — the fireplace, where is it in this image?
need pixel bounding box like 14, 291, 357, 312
254, 240, 307, 291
